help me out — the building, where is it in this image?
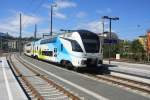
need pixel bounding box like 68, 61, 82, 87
138, 35, 147, 51
8, 40, 19, 51
98, 31, 119, 44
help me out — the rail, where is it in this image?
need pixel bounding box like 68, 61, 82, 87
8, 54, 81, 100
8, 54, 44, 100
85, 73, 150, 94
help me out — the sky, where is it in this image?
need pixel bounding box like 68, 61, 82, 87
0, 0, 150, 40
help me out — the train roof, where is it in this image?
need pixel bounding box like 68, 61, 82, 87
60, 30, 96, 34
59, 29, 97, 37
33, 30, 97, 43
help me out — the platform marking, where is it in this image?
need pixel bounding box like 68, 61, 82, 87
20, 56, 109, 100
2, 59, 13, 100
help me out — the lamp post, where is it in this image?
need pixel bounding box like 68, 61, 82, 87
100, 18, 105, 56
50, 4, 57, 37
102, 16, 119, 64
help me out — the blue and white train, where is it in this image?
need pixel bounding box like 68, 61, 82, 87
24, 30, 103, 69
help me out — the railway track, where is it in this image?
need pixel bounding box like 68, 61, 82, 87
7, 54, 81, 100
15, 53, 150, 98
85, 73, 150, 95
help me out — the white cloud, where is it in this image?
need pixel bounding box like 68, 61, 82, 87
55, 0, 76, 10
43, 0, 77, 19
21, 14, 41, 28
53, 12, 67, 19
96, 8, 112, 14
43, 0, 76, 10
0, 12, 41, 37
76, 20, 109, 33
38, 27, 59, 36
76, 12, 87, 18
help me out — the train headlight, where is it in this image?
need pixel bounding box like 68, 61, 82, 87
81, 60, 86, 65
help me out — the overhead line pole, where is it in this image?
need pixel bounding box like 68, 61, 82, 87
50, 3, 57, 37
109, 18, 112, 64
34, 24, 37, 40
19, 13, 22, 55
101, 18, 105, 55
50, 5, 53, 36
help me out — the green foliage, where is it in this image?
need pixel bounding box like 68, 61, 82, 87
103, 39, 146, 62
130, 39, 146, 61
131, 39, 144, 53
103, 43, 119, 58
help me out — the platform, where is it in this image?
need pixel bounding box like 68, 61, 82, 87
0, 57, 27, 100
104, 60, 150, 79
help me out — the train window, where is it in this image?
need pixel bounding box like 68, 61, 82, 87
54, 48, 57, 52
71, 40, 83, 52
67, 33, 72, 37
40, 37, 57, 44
26, 43, 31, 46
42, 51, 53, 56
79, 31, 100, 53
61, 44, 63, 51
26, 50, 31, 53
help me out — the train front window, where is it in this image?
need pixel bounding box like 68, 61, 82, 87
71, 40, 83, 52
82, 39, 100, 53
79, 30, 100, 53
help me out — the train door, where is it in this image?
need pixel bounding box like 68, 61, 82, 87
53, 48, 57, 62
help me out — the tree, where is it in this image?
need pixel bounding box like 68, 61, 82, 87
131, 39, 146, 61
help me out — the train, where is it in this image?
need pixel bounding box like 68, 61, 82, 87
24, 30, 103, 70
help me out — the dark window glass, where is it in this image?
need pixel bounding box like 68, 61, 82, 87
42, 51, 53, 56
40, 37, 57, 44
71, 40, 83, 52
61, 44, 63, 51
54, 48, 57, 52
26, 43, 31, 46
26, 50, 31, 53
79, 31, 100, 53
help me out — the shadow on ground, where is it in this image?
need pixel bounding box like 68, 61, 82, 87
78, 65, 111, 75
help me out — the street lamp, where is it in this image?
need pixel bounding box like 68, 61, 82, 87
102, 16, 119, 64
50, 4, 57, 37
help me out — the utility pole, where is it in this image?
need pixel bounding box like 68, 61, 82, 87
50, 5, 53, 36
34, 24, 37, 40
109, 18, 112, 64
50, 4, 57, 37
19, 13, 22, 55
33, 24, 37, 57
6, 32, 8, 52
101, 18, 105, 55
102, 19, 104, 34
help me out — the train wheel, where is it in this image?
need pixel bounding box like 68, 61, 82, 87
66, 62, 73, 70
35, 56, 38, 60
61, 60, 66, 67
